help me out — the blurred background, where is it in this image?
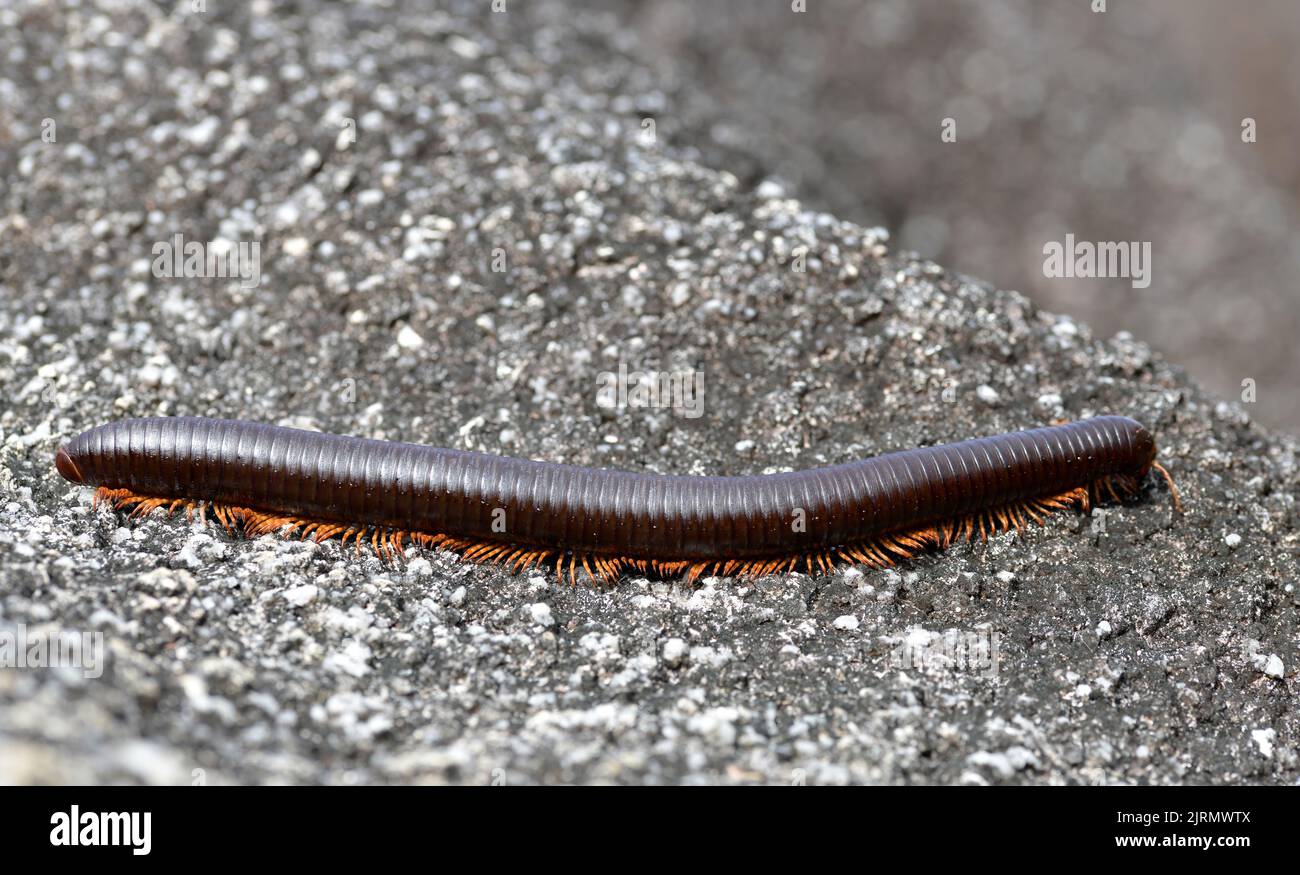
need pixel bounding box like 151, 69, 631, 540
585, 0, 1300, 432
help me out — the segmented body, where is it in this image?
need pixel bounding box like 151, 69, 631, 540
55, 416, 1177, 584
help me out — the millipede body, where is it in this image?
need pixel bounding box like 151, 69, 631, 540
55, 416, 1179, 585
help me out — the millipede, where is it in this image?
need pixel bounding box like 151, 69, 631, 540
54, 415, 1181, 586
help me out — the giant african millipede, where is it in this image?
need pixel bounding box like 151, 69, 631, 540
55, 415, 1181, 585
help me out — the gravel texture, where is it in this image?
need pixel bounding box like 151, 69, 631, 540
1, 0, 1297, 785
601, 0, 1300, 433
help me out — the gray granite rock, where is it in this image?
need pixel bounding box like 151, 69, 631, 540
601, 0, 1300, 433
0, 0, 1296, 785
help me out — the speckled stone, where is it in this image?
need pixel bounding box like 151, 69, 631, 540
0, 0, 1296, 785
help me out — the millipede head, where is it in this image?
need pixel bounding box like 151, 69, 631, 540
1148, 460, 1184, 513
1121, 417, 1160, 479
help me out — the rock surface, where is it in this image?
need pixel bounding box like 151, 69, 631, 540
603, 0, 1300, 432
1, 0, 1296, 784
